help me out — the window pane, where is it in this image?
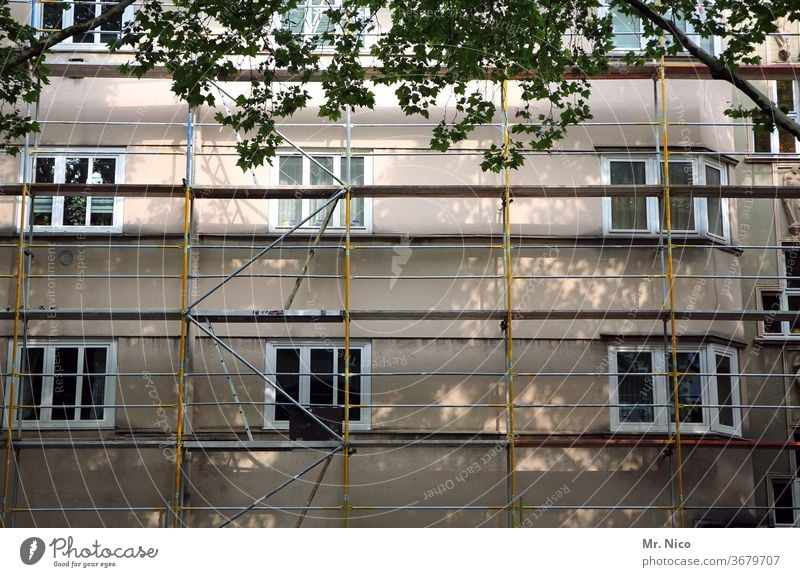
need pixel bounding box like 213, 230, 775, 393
610, 9, 641, 50
787, 294, 800, 334
80, 347, 107, 420
42, 4, 63, 31
32, 197, 53, 226
771, 478, 796, 525
310, 156, 335, 185
309, 198, 333, 226
277, 199, 302, 226
784, 247, 800, 288
348, 157, 365, 227
667, 352, 703, 424
754, 128, 772, 153
17, 347, 44, 421
760, 292, 783, 335
281, 7, 306, 34
337, 348, 361, 422
706, 197, 724, 237
665, 162, 694, 231
91, 158, 116, 184
705, 166, 724, 237
90, 197, 114, 226
795, 430, 800, 478
610, 161, 646, 185
34, 157, 55, 183
610, 197, 648, 231
52, 347, 79, 421
65, 157, 89, 183
347, 157, 364, 185
99, 7, 125, 43
63, 197, 87, 226
274, 348, 300, 421
715, 354, 734, 428
779, 128, 796, 154
278, 156, 302, 185
74, 3, 98, 43
777, 80, 795, 112
616, 351, 654, 423
309, 349, 335, 407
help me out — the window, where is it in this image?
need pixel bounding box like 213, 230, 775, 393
39, 1, 135, 46
265, 342, 371, 430
759, 244, 800, 337
609, 345, 741, 435
603, 3, 716, 54
602, 156, 729, 240
27, 151, 124, 233
279, 0, 373, 48
3, 342, 116, 429
769, 477, 799, 527
269, 154, 371, 232
753, 80, 799, 155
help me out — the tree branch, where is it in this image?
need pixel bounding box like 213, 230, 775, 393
3, 0, 139, 71
623, 0, 800, 142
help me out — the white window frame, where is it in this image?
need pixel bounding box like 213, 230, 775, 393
264, 341, 371, 431
268, 153, 373, 233
37, 1, 135, 50
274, 0, 376, 52
609, 344, 741, 436
758, 245, 800, 338
768, 475, 800, 527
21, 149, 125, 234
2, 340, 117, 430
753, 80, 800, 155
599, 2, 720, 56
601, 155, 730, 241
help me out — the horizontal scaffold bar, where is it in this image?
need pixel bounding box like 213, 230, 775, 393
1, 183, 799, 199
7, 436, 800, 450
42, 61, 800, 82
1, 309, 798, 322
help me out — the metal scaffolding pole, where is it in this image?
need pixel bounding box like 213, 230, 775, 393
500, 79, 518, 528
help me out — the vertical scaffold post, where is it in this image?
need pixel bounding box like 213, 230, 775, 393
172, 107, 194, 527
658, 54, 686, 529
501, 79, 518, 528
343, 106, 353, 527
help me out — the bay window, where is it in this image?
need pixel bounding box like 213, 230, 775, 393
602, 155, 729, 240
609, 345, 741, 436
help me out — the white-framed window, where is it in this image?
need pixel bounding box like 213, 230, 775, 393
753, 80, 799, 155
268, 153, 372, 232
602, 155, 729, 241
25, 150, 124, 233
608, 344, 741, 436
769, 476, 800, 527
39, 1, 135, 47
265, 342, 371, 430
278, 0, 374, 49
601, 2, 717, 55
758, 244, 800, 337
3, 341, 117, 429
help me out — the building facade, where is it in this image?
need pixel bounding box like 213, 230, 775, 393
1, 0, 799, 527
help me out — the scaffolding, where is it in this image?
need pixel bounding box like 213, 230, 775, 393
2, 3, 800, 529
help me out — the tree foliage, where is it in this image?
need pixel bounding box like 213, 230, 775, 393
2, 0, 800, 171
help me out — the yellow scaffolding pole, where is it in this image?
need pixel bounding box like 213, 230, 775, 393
659, 55, 686, 529
1, 184, 28, 528
501, 79, 518, 528
343, 107, 353, 528
172, 109, 194, 528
